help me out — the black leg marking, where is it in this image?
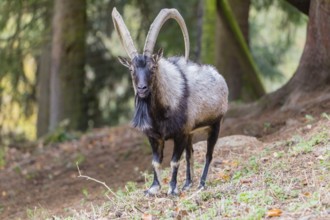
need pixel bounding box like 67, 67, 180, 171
145, 137, 164, 196
182, 135, 193, 191
168, 135, 187, 195
199, 118, 221, 189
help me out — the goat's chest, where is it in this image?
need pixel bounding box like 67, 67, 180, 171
148, 107, 187, 139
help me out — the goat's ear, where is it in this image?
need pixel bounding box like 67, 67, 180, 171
152, 48, 163, 63
118, 56, 131, 68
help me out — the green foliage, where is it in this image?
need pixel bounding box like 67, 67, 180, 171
202, 0, 216, 64
290, 131, 328, 155
305, 114, 315, 122
0, 147, 5, 168
43, 120, 80, 144
125, 181, 138, 193
82, 188, 89, 198
250, 0, 308, 90
321, 112, 330, 120
181, 200, 199, 211
237, 190, 273, 205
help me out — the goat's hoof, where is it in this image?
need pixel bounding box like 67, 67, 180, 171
167, 187, 179, 196
197, 185, 206, 190
167, 191, 179, 196
144, 185, 160, 196
182, 182, 192, 191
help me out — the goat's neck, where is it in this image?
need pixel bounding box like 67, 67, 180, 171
151, 58, 185, 112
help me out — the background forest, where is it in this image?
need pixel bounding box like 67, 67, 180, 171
0, 0, 307, 145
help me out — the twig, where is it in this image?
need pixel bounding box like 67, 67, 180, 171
76, 162, 144, 214
76, 162, 119, 199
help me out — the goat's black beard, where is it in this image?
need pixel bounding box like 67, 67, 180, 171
131, 95, 153, 132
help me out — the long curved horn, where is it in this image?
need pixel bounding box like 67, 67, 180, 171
143, 9, 190, 61
112, 8, 138, 59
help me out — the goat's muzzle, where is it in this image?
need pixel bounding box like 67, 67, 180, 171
137, 86, 150, 98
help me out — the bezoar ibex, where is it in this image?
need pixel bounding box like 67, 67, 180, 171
112, 8, 228, 195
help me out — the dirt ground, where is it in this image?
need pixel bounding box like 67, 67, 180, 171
0, 91, 329, 219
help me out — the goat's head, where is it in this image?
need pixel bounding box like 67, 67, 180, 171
112, 8, 190, 99
118, 49, 163, 98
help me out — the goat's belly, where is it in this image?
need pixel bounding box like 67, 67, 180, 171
190, 126, 211, 143
190, 126, 211, 135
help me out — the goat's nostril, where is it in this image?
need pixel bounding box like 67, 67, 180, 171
138, 85, 147, 90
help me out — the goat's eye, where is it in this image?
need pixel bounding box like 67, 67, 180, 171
151, 65, 157, 72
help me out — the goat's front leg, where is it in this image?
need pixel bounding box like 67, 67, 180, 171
168, 135, 187, 195
145, 137, 164, 196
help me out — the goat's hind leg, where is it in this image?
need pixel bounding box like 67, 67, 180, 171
145, 137, 164, 196
198, 117, 221, 189
182, 135, 194, 191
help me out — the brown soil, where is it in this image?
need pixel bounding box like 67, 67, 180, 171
0, 91, 329, 219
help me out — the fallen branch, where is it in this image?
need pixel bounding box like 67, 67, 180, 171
76, 162, 144, 214
76, 162, 118, 199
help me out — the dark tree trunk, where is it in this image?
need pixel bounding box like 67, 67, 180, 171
216, 0, 265, 101
285, 0, 310, 15
37, 44, 51, 137
49, 0, 87, 131
263, 0, 330, 109
36, 3, 52, 138
195, 0, 204, 63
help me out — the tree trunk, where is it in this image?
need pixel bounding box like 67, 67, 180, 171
285, 0, 310, 15
263, 0, 330, 109
50, 0, 87, 131
194, 0, 204, 63
216, 0, 265, 101
37, 44, 51, 137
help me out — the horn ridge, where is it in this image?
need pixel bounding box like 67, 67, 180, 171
112, 7, 138, 59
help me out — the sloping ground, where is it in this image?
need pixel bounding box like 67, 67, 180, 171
0, 94, 329, 219
0, 127, 151, 219
57, 117, 329, 219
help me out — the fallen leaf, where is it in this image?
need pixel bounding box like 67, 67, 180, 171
176, 208, 188, 220
179, 192, 186, 198
307, 161, 313, 165
218, 172, 230, 182
162, 177, 169, 184
303, 192, 311, 197
240, 178, 252, 184
267, 208, 282, 217
142, 213, 153, 220
231, 160, 239, 167
260, 157, 269, 162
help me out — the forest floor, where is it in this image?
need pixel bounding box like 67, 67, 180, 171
0, 91, 329, 219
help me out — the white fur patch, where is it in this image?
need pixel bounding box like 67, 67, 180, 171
157, 58, 185, 111
167, 185, 179, 195
170, 161, 179, 169
147, 185, 160, 195
152, 160, 162, 183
